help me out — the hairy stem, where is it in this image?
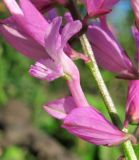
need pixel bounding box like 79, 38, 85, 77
122, 128, 137, 160
123, 141, 137, 160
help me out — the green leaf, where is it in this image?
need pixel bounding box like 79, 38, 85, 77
133, 144, 139, 159
1, 146, 26, 160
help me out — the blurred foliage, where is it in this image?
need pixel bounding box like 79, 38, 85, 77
1, 146, 26, 160
0, 1, 138, 160
1, 146, 37, 160
134, 145, 139, 158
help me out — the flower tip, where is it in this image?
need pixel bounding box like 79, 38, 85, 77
106, 133, 131, 147
29, 62, 49, 80
43, 103, 66, 120
43, 105, 49, 113
29, 65, 37, 77
53, 16, 62, 25
64, 12, 73, 22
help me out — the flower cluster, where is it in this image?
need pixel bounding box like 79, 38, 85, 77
0, 0, 138, 148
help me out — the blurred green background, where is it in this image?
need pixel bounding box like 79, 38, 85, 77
0, 0, 138, 160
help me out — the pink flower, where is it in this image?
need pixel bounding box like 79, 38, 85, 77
1, 0, 88, 107
82, 0, 119, 17
1, 0, 83, 62
87, 18, 136, 79
30, 17, 82, 81
44, 97, 128, 146
125, 80, 139, 125
29, 17, 89, 107
1, 1, 130, 146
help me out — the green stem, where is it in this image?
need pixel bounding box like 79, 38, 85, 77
123, 141, 137, 160
80, 34, 137, 160
80, 34, 122, 128
122, 128, 137, 160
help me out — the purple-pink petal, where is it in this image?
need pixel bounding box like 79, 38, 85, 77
45, 17, 62, 61
82, 0, 119, 17
44, 96, 77, 120
29, 59, 64, 81
63, 107, 127, 146
86, 0, 105, 16
44, 17, 81, 80
3, 0, 49, 47
132, 26, 139, 65
3, 0, 31, 37
45, 16, 82, 60
0, 18, 47, 60
126, 80, 139, 124
61, 20, 82, 47
88, 25, 134, 74
19, 0, 49, 46
64, 12, 73, 23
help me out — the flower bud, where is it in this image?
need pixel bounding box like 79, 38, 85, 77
125, 80, 139, 125
82, 0, 119, 17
